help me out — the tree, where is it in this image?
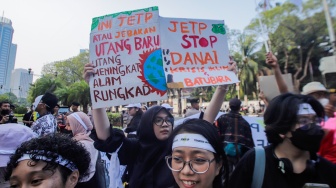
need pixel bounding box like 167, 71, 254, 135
27, 75, 63, 103
228, 30, 265, 100
28, 52, 89, 106
42, 52, 88, 85
0, 93, 17, 104
67, 81, 91, 113
245, 0, 336, 91
190, 86, 215, 102
54, 86, 71, 106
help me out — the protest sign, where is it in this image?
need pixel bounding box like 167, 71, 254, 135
259, 73, 294, 102
175, 113, 268, 147
89, 7, 167, 108
160, 17, 239, 88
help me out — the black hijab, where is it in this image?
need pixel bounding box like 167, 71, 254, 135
129, 105, 175, 188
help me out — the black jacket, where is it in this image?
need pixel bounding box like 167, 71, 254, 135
93, 106, 175, 188
229, 145, 336, 188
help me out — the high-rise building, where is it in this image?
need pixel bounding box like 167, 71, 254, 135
0, 16, 16, 93
10, 68, 33, 99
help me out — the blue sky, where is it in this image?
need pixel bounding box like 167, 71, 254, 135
1, 0, 278, 76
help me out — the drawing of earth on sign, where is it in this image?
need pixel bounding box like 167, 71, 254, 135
137, 48, 167, 96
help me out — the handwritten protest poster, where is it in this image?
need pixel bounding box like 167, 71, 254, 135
160, 17, 239, 88
89, 7, 167, 108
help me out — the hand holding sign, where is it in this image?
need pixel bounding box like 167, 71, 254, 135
228, 58, 237, 74
265, 52, 278, 68
83, 63, 95, 84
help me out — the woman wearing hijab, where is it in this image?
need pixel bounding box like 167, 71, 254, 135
66, 112, 104, 188
93, 106, 175, 187
83, 61, 237, 187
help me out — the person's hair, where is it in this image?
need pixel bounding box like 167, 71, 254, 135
5, 134, 90, 183
230, 105, 240, 112
264, 93, 325, 145
169, 119, 229, 188
41, 92, 58, 113
0, 101, 10, 108
72, 102, 80, 106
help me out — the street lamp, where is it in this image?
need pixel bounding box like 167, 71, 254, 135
28, 68, 58, 79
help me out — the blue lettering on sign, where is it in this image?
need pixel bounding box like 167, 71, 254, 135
256, 139, 265, 147
250, 123, 260, 132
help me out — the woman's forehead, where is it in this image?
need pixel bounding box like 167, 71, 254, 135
156, 110, 169, 117
173, 147, 211, 155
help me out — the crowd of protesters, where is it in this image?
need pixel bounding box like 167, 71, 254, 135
0, 52, 336, 188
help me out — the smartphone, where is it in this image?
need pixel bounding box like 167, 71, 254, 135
302, 183, 330, 188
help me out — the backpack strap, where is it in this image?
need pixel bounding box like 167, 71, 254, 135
252, 146, 265, 188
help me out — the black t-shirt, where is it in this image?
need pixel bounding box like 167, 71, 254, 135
23, 111, 34, 126
228, 145, 336, 188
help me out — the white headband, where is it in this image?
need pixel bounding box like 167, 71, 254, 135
71, 113, 88, 131
297, 103, 316, 115
172, 133, 216, 153
18, 151, 78, 171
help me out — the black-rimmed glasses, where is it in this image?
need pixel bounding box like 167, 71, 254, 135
154, 117, 173, 127
165, 156, 215, 174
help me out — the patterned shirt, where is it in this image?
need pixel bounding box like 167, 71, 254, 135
217, 111, 255, 148
31, 114, 57, 137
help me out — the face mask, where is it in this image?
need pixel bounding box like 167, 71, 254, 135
318, 98, 329, 107
290, 123, 324, 153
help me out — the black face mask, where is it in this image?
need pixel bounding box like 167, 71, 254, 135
290, 123, 324, 153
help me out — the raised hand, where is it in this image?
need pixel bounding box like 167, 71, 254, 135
324, 104, 335, 118
83, 63, 95, 84
228, 58, 237, 74
258, 91, 267, 101
265, 52, 278, 68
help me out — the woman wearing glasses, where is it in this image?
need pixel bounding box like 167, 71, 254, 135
92, 106, 175, 187
166, 119, 229, 188
83, 62, 236, 188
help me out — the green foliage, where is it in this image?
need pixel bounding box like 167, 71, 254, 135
107, 112, 122, 126
27, 52, 91, 113
14, 106, 28, 114
27, 76, 63, 103
240, 0, 336, 91
42, 52, 88, 85
0, 93, 17, 104
14, 114, 24, 117
190, 86, 215, 102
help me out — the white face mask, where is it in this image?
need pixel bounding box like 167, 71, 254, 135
318, 98, 329, 107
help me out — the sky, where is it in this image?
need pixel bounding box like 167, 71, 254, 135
2, 0, 267, 77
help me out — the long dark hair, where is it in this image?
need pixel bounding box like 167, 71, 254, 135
170, 119, 229, 188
